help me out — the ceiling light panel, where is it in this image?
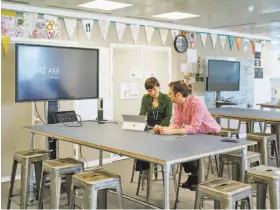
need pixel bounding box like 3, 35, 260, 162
78, 0, 133, 11
153, 12, 199, 20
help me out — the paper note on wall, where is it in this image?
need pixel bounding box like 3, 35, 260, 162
187, 49, 198, 62
129, 66, 142, 79
181, 63, 194, 73
120, 83, 139, 100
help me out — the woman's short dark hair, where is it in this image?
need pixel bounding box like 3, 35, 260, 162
169, 80, 192, 97
145, 77, 160, 90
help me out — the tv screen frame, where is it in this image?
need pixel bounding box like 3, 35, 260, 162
206, 59, 240, 92
15, 43, 99, 102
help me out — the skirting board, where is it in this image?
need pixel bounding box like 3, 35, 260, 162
1, 155, 130, 183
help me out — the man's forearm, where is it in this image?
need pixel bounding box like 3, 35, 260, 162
170, 127, 186, 135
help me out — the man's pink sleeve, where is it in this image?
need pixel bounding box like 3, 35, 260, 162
170, 104, 183, 129
184, 102, 205, 134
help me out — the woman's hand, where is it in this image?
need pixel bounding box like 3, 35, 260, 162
153, 125, 160, 134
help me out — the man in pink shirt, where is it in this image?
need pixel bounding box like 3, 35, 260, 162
154, 81, 221, 190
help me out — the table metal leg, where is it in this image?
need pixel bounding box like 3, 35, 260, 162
198, 158, 205, 183
99, 150, 103, 167
29, 133, 35, 202
240, 147, 248, 182
146, 162, 153, 203
195, 158, 206, 209
275, 124, 280, 160
163, 164, 170, 209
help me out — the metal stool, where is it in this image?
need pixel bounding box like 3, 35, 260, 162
247, 132, 279, 166
136, 165, 177, 202
38, 158, 84, 209
69, 169, 124, 209
130, 160, 160, 183
7, 149, 49, 209
205, 130, 241, 180
219, 151, 261, 181
246, 165, 280, 209
194, 178, 253, 209
220, 128, 240, 138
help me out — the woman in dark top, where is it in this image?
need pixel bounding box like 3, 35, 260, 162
135, 77, 173, 171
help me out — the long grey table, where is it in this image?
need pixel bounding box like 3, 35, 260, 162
257, 101, 280, 110
26, 121, 256, 209
209, 107, 280, 123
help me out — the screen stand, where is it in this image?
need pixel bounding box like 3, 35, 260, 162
47, 100, 59, 159
95, 98, 117, 124
214, 91, 221, 108
214, 91, 221, 124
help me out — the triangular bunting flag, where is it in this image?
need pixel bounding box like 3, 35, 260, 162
116, 22, 126, 41
1, 10, 16, 17
261, 40, 266, 48
211, 34, 218, 48
23, 13, 38, 37
44, 15, 58, 39
171, 30, 180, 41
243, 38, 250, 52
251, 41, 256, 53
145, 26, 154, 44
236, 37, 242, 51
82, 19, 94, 40
200, 33, 207, 48
99, 20, 110, 40
255, 43, 261, 52
2, 37, 11, 57
229, 36, 235, 49
130, 24, 140, 43
189, 32, 196, 48
220, 35, 226, 50
159, 29, 168, 45
64, 19, 77, 40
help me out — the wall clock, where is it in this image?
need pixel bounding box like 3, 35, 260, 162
174, 35, 188, 53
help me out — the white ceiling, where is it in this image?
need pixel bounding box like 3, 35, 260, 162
4, 0, 280, 48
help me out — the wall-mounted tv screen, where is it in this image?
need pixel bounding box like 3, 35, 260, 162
206, 59, 240, 91
15, 44, 99, 102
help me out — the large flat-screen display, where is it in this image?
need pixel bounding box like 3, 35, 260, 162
16, 44, 99, 102
206, 59, 240, 91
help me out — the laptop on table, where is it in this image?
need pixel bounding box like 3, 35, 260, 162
122, 114, 153, 131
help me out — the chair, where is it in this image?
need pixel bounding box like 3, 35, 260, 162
69, 169, 124, 209
38, 158, 84, 209
219, 151, 261, 181
247, 132, 279, 166
194, 178, 253, 209
7, 149, 49, 209
246, 165, 280, 209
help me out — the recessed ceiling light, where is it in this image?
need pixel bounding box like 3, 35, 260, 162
153, 12, 200, 20
78, 0, 133, 11
247, 5, 254, 12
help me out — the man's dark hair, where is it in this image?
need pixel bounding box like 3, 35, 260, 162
169, 80, 192, 97
145, 77, 160, 90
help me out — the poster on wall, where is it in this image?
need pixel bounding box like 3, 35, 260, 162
120, 83, 139, 100
33, 17, 61, 39
254, 68, 263, 79
254, 60, 261, 67
1, 16, 15, 37
14, 17, 25, 37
